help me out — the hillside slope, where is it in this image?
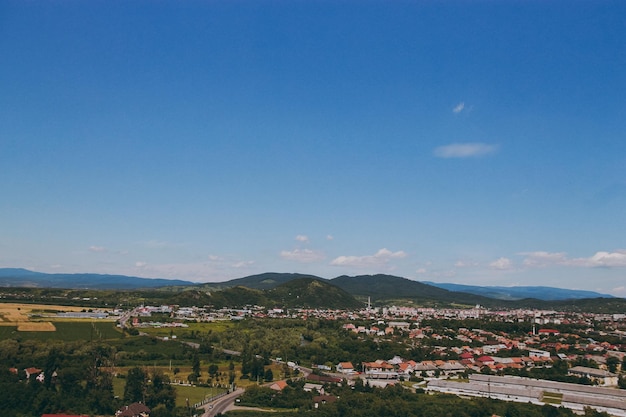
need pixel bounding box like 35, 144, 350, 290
331, 274, 492, 306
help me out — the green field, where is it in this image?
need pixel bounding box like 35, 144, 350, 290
0, 326, 18, 339
113, 375, 227, 407
137, 321, 234, 339
0, 321, 123, 341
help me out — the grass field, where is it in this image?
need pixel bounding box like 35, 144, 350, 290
0, 320, 123, 341
113, 373, 228, 407
138, 321, 234, 339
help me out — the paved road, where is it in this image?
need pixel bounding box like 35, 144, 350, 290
200, 388, 245, 417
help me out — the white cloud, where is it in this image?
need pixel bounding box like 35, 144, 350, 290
489, 257, 513, 270
454, 259, 479, 268
521, 250, 626, 268
129, 257, 255, 282
295, 235, 309, 243
453, 102, 465, 113
331, 248, 407, 268
434, 142, 498, 158
280, 249, 325, 263
572, 250, 626, 267
612, 286, 626, 297
232, 260, 255, 268
89, 245, 107, 253
416, 268, 428, 274
521, 251, 568, 267
326, 235, 334, 241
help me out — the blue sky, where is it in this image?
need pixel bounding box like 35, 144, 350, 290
1, 1, 626, 295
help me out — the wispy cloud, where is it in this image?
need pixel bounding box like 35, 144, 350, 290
453, 102, 465, 114
454, 259, 479, 268
331, 248, 407, 268
232, 260, 255, 268
129, 255, 256, 282
521, 251, 568, 267
326, 235, 334, 241
489, 257, 513, 270
612, 286, 626, 297
434, 142, 498, 158
89, 245, 107, 253
295, 235, 309, 243
582, 251, 626, 267
521, 250, 626, 268
280, 249, 325, 263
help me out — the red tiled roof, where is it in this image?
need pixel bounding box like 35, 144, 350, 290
270, 380, 289, 391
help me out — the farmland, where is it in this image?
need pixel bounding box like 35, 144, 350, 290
0, 302, 121, 339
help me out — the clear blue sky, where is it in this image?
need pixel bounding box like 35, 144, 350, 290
2, 1, 625, 295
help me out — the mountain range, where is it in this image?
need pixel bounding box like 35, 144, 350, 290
0, 268, 615, 303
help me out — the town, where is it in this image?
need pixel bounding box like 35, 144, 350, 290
3, 296, 626, 417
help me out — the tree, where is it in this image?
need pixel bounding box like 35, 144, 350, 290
124, 367, 147, 403
147, 371, 176, 411
264, 368, 273, 382
208, 363, 219, 378
192, 353, 201, 376
606, 356, 620, 373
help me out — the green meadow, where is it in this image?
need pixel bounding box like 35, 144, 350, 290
0, 320, 123, 341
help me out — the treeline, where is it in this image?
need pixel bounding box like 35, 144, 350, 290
0, 338, 202, 417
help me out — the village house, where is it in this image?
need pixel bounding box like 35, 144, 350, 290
363, 360, 397, 379
270, 380, 289, 391
336, 361, 355, 374
116, 402, 150, 417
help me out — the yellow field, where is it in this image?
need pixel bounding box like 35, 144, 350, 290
0, 303, 87, 331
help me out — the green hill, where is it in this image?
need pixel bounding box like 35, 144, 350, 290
331, 274, 492, 306
267, 278, 363, 309
199, 272, 325, 291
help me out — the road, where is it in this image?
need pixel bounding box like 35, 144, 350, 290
200, 388, 245, 417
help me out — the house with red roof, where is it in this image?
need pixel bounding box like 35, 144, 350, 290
25, 367, 42, 379
336, 362, 355, 374
476, 356, 494, 366
270, 380, 289, 391
538, 328, 560, 336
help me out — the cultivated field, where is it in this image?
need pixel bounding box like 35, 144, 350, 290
0, 302, 101, 331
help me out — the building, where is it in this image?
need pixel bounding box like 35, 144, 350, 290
116, 403, 150, 417
336, 362, 355, 374
568, 366, 619, 386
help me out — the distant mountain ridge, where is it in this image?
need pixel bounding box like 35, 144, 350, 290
425, 282, 614, 301
0, 268, 194, 289
0, 268, 615, 304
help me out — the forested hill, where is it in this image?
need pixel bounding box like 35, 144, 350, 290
330, 274, 491, 306
267, 278, 363, 309
197, 272, 325, 291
